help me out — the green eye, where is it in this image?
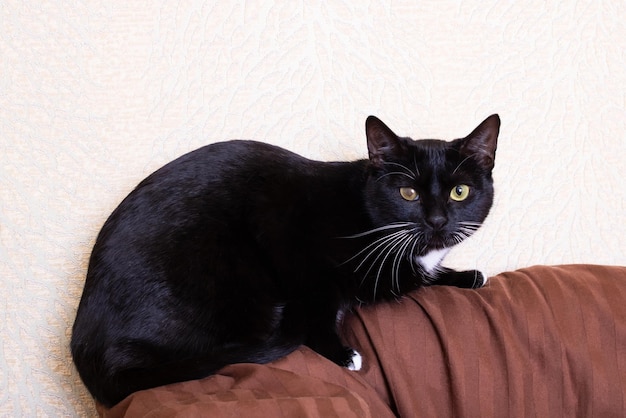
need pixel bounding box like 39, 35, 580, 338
450, 185, 470, 201
400, 187, 419, 201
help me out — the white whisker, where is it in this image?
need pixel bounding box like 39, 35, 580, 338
358, 230, 409, 275
452, 155, 473, 175
454, 221, 481, 243
384, 162, 416, 179
453, 232, 465, 245
392, 234, 416, 293
369, 232, 412, 300
343, 230, 407, 269
377, 171, 416, 182
457, 221, 482, 229
339, 222, 413, 239
413, 154, 421, 177
408, 233, 422, 275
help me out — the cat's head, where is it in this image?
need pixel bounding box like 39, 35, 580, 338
363, 114, 499, 256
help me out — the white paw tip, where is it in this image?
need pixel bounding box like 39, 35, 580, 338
480, 270, 489, 286
347, 350, 362, 371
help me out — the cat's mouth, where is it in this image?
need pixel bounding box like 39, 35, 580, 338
424, 224, 476, 251
428, 238, 447, 249
426, 240, 449, 252
425, 231, 466, 251
424, 232, 450, 250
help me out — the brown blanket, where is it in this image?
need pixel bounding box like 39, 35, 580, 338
99, 264, 626, 417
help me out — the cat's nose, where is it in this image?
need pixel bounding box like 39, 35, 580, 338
427, 215, 447, 230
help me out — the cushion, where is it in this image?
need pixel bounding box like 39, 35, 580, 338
98, 264, 626, 417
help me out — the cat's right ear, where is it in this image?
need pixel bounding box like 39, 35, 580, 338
365, 116, 403, 168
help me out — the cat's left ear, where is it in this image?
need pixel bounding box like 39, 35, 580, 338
365, 116, 404, 168
460, 114, 500, 170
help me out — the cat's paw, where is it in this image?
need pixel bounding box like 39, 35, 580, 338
435, 269, 485, 288
477, 270, 489, 287
459, 269, 487, 288
470, 270, 490, 288
347, 349, 362, 371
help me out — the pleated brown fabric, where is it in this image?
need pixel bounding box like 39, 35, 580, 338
100, 264, 626, 417
99, 347, 394, 417
343, 264, 626, 417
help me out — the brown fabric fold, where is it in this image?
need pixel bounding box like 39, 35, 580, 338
343, 264, 626, 417
99, 264, 626, 417
98, 346, 394, 417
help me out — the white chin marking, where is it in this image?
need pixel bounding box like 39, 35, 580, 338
416, 248, 450, 274
348, 350, 362, 371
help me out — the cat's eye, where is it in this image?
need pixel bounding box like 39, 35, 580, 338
450, 185, 470, 201
400, 187, 419, 201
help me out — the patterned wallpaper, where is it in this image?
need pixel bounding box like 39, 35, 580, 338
1, 1, 624, 415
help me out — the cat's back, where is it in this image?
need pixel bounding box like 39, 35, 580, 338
104, 139, 307, 220
78, 139, 312, 315
87, 140, 312, 271
139, 139, 305, 188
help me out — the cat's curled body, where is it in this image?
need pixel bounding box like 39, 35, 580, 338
71, 115, 500, 407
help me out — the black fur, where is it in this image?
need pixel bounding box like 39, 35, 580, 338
71, 115, 500, 407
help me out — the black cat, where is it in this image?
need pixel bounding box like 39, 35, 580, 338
71, 114, 500, 407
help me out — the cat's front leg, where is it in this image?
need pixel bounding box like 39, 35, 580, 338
302, 302, 362, 371
283, 293, 362, 370
432, 268, 486, 288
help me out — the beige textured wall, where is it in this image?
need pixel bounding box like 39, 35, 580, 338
1, 1, 625, 415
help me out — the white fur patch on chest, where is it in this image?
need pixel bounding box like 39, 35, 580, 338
416, 248, 450, 274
